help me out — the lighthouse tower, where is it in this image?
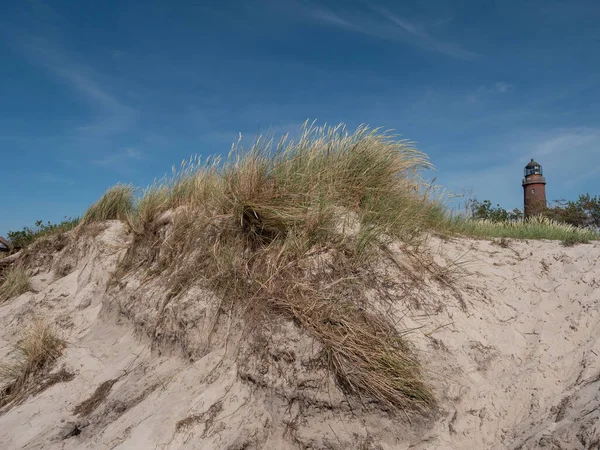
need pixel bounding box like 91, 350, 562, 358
522, 158, 547, 216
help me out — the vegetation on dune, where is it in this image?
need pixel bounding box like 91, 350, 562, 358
115, 123, 446, 243
5, 217, 79, 249
447, 215, 598, 243
0, 117, 593, 422
0, 321, 65, 409
0, 266, 30, 304
8, 121, 590, 415
110, 121, 440, 412
81, 183, 135, 225
545, 194, 600, 230
74, 121, 598, 413
466, 199, 524, 223
467, 195, 600, 231
461, 196, 600, 243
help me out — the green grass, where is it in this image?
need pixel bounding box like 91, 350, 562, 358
446, 215, 598, 243
81, 184, 135, 225
0, 266, 30, 304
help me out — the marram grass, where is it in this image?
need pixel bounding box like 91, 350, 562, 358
0, 266, 30, 304
0, 320, 65, 408
447, 215, 598, 243
81, 184, 135, 225
114, 121, 440, 413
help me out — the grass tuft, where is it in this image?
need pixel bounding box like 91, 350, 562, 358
0, 266, 30, 303
116, 121, 440, 413
81, 184, 135, 225
0, 321, 65, 409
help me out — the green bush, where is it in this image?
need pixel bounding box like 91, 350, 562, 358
6, 218, 79, 248
545, 194, 600, 229
467, 199, 523, 222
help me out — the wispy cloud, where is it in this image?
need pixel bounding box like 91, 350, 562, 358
372, 7, 476, 60
528, 128, 600, 187
311, 9, 358, 31
55, 66, 126, 111
13, 34, 135, 135
530, 128, 598, 158
292, 2, 476, 60
92, 148, 144, 167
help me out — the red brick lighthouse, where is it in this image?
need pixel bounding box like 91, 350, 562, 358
522, 158, 547, 216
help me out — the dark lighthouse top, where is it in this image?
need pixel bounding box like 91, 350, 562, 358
524, 159, 543, 177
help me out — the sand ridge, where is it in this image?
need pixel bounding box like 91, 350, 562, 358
0, 222, 599, 449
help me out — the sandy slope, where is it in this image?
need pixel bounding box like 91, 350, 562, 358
0, 221, 599, 449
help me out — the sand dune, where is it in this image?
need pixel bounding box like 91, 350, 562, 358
0, 221, 599, 449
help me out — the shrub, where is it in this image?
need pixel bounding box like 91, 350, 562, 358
545, 194, 600, 229
467, 199, 523, 222
6, 217, 79, 249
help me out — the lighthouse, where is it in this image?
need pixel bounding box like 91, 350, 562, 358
522, 159, 547, 217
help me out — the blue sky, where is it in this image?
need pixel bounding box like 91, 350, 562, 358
1, 0, 599, 235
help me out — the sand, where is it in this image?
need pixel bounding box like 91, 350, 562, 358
0, 221, 599, 449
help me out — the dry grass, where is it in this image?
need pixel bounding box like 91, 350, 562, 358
175, 401, 223, 434
81, 184, 135, 225
116, 123, 444, 241
0, 320, 65, 409
0, 265, 30, 304
275, 270, 435, 409
116, 121, 440, 413
73, 378, 119, 417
